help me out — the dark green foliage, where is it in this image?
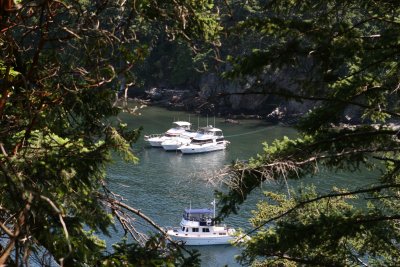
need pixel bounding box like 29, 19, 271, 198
136, 40, 202, 88
0, 0, 219, 265
234, 186, 400, 266
100, 236, 201, 267
218, 0, 400, 266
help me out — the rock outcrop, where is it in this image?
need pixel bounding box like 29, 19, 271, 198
134, 61, 319, 123
137, 72, 314, 123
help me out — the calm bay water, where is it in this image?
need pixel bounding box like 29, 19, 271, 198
105, 104, 377, 266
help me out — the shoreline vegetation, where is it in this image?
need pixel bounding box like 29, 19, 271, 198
124, 88, 400, 128
125, 87, 302, 125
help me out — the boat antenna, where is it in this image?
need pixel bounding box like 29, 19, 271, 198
212, 199, 216, 219
189, 114, 191, 123
214, 116, 216, 127
189, 200, 192, 220
207, 114, 209, 126
197, 116, 199, 129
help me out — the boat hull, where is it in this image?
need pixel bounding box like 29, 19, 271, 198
145, 121, 192, 147
167, 231, 235, 245
149, 140, 164, 147
148, 136, 170, 147
162, 144, 180, 151
179, 141, 228, 154
161, 138, 192, 151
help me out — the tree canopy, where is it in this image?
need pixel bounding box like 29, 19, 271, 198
218, 0, 400, 266
0, 0, 219, 266
2, 0, 400, 266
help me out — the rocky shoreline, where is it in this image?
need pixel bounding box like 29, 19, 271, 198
128, 87, 400, 129
129, 87, 304, 125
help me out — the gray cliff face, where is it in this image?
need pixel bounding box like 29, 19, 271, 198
199, 74, 269, 111
198, 73, 270, 112
141, 70, 316, 121
196, 70, 316, 121
136, 59, 391, 124
140, 58, 329, 121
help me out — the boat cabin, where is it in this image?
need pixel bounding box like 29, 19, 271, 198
191, 137, 225, 145
183, 208, 215, 226
190, 126, 225, 144
163, 121, 193, 137
172, 121, 192, 130
197, 126, 223, 136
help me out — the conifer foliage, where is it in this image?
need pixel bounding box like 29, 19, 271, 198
219, 1, 400, 266
0, 0, 219, 266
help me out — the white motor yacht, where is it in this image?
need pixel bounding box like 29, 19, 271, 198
166, 206, 237, 246
144, 121, 192, 147
161, 131, 197, 151
178, 126, 229, 154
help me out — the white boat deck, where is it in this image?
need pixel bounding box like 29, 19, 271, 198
166, 207, 237, 246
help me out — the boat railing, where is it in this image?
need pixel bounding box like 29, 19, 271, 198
190, 139, 214, 145
199, 220, 214, 226
164, 226, 179, 232
183, 216, 213, 226
184, 215, 199, 221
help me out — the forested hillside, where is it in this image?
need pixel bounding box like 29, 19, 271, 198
134, 0, 400, 121
132, 1, 287, 116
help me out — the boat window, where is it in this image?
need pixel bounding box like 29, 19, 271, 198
218, 233, 226, 235
186, 228, 189, 232
192, 228, 199, 232
182, 227, 185, 231
202, 228, 210, 232
192, 139, 213, 144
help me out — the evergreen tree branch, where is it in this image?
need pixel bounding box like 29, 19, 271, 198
241, 183, 400, 239
278, 254, 338, 267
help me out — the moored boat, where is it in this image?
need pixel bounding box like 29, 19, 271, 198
166, 206, 237, 246
161, 135, 192, 151
161, 129, 198, 151
144, 121, 192, 147
178, 126, 229, 154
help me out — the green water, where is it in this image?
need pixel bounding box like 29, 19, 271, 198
106, 104, 377, 266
